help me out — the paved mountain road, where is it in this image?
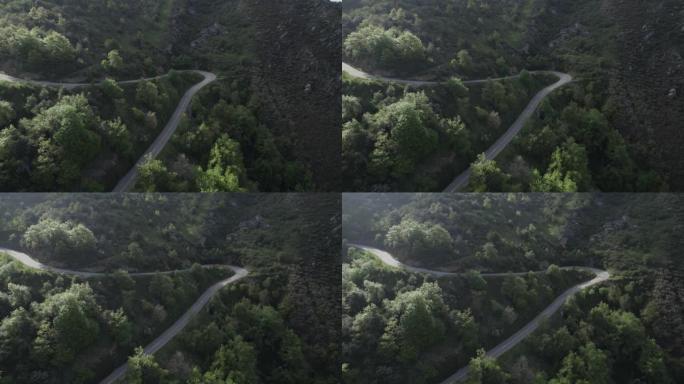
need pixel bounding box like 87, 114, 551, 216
112, 70, 216, 192
0, 247, 247, 384
0, 72, 170, 90
341, 63, 573, 191
349, 244, 610, 384
0, 70, 217, 192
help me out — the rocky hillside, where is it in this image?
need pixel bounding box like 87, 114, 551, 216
605, 0, 684, 189
245, 0, 342, 191
528, 0, 684, 189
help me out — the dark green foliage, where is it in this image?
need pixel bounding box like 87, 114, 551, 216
344, 24, 428, 74
0, 73, 200, 191
343, 193, 683, 383
341, 245, 588, 384
342, 73, 552, 191
0, 194, 340, 383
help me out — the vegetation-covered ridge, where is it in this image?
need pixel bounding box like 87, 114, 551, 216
342, 63, 559, 191
342, 193, 684, 383
342, 0, 679, 191
0, 246, 246, 384
0, 194, 341, 383
0, 0, 340, 192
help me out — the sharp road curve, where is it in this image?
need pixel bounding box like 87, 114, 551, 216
349, 244, 610, 384
0, 70, 217, 192
341, 63, 573, 192
0, 247, 248, 384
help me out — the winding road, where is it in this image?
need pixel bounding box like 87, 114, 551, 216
349, 244, 610, 384
0, 246, 248, 384
342, 63, 573, 192
0, 69, 217, 192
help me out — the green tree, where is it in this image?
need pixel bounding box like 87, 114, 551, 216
0, 100, 15, 127
466, 348, 510, 384
482, 81, 507, 111
452, 49, 473, 72
549, 343, 610, 384
101, 49, 123, 72
385, 218, 453, 256
197, 135, 249, 192
26, 94, 101, 188
532, 139, 591, 192
369, 92, 438, 177
501, 276, 529, 309
22, 218, 96, 258
344, 25, 427, 71
135, 80, 159, 111
384, 282, 447, 362
43, 31, 77, 64
125, 347, 169, 384
442, 117, 471, 154
0, 308, 33, 365
469, 154, 508, 192
100, 78, 124, 100
199, 336, 258, 384
102, 118, 132, 158
33, 284, 101, 365
445, 77, 470, 98
104, 308, 133, 346
135, 156, 181, 192
7, 283, 31, 308
342, 95, 362, 121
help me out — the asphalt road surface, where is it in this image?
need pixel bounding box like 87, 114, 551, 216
0, 69, 217, 192
341, 63, 573, 192
349, 244, 610, 384
113, 70, 217, 192
0, 247, 248, 384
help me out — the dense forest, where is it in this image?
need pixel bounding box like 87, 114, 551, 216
0, 71, 201, 191
342, 193, 684, 383
342, 0, 682, 191
343, 70, 556, 191
0, 194, 340, 383
0, 0, 341, 192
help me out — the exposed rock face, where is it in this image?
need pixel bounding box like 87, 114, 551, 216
245, 0, 341, 191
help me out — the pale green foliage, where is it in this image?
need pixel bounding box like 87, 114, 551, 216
385, 218, 453, 256
198, 135, 248, 192
125, 346, 169, 383
342, 95, 362, 121
441, 116, 470, 153
469, 154, 508, 192
0, 25, 76, 70
7, 283, 31, 308
0, 100, 15, 127
22, 218, 96, 257
101, 49, 123, 72
103, 308, 132, 345
344, 24, 427, 70
532, 138, 591, 192
451, 49, 473, 72
136, 156, 181, 192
